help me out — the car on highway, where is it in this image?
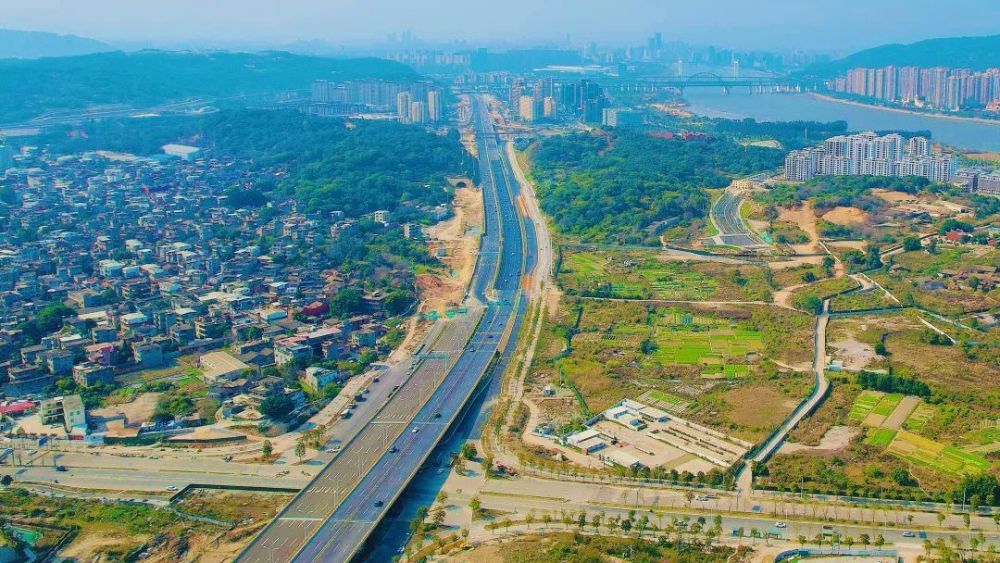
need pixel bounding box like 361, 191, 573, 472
694, 495, 709, 501
902, 531, 916, 538
434, 412, 442, 419
373, 376, 380, 383
374, 500, 384, 507
411, 427, 419, 434
55, 465, 68, 472
388, 446, 398, 453
166, 485, 179, 492
775, 522, 787, 529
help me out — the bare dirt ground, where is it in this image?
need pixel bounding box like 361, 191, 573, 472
722, 385, 798, 429
651, 102, 693, 118
60, 533, 149, 560
821, 206, 870, 227
419, 184, 483, 314
776, 203, 820, 254
780, 425, 859, 454
768, 256, 825, 272
826, 240, 868, 251
883, 396, 921, 430
872, 189, 919, 204
963, 152, 1000, 163
91, 391, 161, 424
828, 336, 877, 370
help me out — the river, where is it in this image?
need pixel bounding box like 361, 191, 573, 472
683, 88, 1000, 152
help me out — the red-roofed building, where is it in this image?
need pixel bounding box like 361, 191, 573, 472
301, 301, 329, 318
0, 399, 37, 416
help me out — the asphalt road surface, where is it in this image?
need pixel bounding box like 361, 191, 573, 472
237, 96, 533, 563
711, 190, 760, 247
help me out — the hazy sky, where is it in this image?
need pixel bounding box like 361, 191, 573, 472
2, 0, 998, 51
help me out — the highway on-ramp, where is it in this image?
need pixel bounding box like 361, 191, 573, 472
236, 96, 533, 563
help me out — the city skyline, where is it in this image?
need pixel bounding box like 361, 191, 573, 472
2, 0, 999, 51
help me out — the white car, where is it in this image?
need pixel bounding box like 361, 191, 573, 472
165, 485, 179, 492
775, 521, 787, 529
902, 531, 916, 538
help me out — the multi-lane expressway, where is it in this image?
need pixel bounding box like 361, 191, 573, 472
236, 96, 534, 563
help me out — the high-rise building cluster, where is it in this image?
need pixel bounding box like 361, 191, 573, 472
309, 79, 443, 123
508, 77, 606, 123
826, 66, 1000, 111
394, 89, 442, 125
784, 132, 955, 183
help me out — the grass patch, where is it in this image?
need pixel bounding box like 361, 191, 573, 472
864, 427, 897, 447
871, 393, 903, 416
903, 403, 935, 431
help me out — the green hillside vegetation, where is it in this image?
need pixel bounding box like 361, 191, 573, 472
708, 118, 849, 150
0, 50, 417, 123
808, 34, 1000, 75
34, 109, 466, 217
528, 131, 783, 244
764, 175, 935, 212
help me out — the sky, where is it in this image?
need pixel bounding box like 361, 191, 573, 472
2, 0, 998, 52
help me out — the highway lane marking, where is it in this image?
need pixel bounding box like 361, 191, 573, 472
278, 517, 324, 522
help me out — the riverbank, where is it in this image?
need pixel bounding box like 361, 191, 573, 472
809, 92, 1000, 127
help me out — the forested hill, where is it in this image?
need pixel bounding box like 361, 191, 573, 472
528, 131, 783, 244
36, 110, 467, 217
0, 28, 112, 59
0, 50, 417, 124
807, 34, 1000, 75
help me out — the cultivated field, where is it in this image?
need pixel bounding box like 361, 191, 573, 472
558, 249, 774, 302
527, 297, 814, 442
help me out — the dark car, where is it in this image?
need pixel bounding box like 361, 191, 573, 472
55, 465, 68, 472
374, 500, 384, 507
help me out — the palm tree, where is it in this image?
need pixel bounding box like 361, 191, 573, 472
860, 533, 871, 549
542, 512, 552, 529
874, 533, 885, 549
844, 535, 855, 550
525, 510, 535, 529
813, 533, 824, 548
798, 535, 807, 548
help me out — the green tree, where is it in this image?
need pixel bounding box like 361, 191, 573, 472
461, 442, 477, 460
294, 440, 306, 463
261, 440, 273, 458
903, 237, 922, 252
259, 392, 295, 420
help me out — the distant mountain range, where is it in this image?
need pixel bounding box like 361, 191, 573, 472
0, 50, 418, 124
808, 34, 1000, 75
0, 28, 113, 59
